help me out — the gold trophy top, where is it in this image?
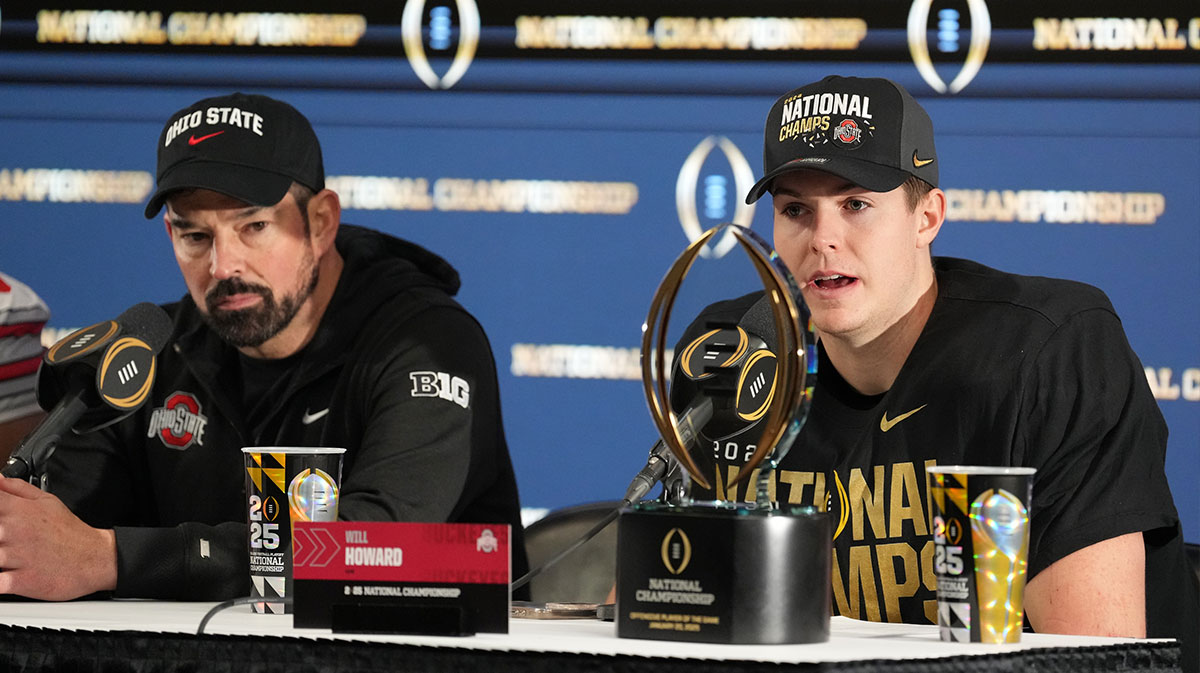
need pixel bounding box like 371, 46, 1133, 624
641, 224, 815, 500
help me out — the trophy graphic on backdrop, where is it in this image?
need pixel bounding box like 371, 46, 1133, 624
615, 224, 831, 644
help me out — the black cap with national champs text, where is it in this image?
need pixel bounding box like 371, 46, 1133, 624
745, 76, 937, 204
144, 92, 325, 218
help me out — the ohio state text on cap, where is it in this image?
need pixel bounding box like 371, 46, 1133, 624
145, 92, 324, 218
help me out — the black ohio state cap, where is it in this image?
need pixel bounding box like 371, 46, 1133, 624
746, 76, 938, 203
145, 92, 324, 218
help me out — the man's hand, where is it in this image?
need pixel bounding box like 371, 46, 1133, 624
0, 476, 117, 600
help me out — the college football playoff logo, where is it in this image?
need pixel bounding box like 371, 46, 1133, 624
828, 470, 849, 541
907, 0, 992, 94
401, 0, 481, 89
676, 136, 757, 259
660, 527, 692, 575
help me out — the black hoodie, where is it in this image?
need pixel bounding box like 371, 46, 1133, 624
48, 225, 528, 599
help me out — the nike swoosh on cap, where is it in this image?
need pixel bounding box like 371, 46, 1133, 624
912, 150, 934, 168
880, 404, 928, 432
188, 131, 225, 146
302, 408, 330, 425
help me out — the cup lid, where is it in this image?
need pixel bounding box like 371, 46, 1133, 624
925, 465, 1035, 475
240, 446, 346, 454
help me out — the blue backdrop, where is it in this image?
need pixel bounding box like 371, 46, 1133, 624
0, 11, 1196, 540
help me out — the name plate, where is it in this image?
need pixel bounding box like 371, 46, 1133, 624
292, 521, 511, 634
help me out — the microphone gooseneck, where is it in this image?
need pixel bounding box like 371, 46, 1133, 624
622, 397, 714, 503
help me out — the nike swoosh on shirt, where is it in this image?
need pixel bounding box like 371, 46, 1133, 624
188, 131, 225, 146
302, 408, 330, 425
880, 404, 927, 432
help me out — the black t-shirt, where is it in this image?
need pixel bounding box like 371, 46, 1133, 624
238, 350, 302, 420
676, 257, 1197, 667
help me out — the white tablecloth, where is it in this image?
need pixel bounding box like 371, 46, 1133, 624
0, 599, 1164, 666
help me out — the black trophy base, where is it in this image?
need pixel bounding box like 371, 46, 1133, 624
616, 503, 831, 644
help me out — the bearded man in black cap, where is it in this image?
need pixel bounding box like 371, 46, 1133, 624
0, 93, 528, 601
674, 76, 1196, 667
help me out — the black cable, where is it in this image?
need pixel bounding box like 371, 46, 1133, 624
196, 596, 293, 635
509, 501, 626, 592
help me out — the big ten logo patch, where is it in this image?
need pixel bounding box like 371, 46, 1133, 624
409, 371, 470, 409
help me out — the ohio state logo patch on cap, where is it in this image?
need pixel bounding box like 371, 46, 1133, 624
834, 118, 863, 146
146, 391, 209, 450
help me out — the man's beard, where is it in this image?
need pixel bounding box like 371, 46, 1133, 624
203, 258, 320, 348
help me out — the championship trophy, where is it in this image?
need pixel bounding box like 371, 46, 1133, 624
616, 224, 831, 644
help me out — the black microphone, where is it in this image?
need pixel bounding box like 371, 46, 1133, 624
3, 302, 172, 481
623, 397, 714, 503
671, 304, 780, 442
737, 294, 780, 353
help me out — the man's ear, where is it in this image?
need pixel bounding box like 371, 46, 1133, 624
306, 188, 341, 255
916, 188, 946, 249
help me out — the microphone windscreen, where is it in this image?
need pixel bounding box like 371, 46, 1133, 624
738, 295, 778, 352
116, 302, 173, 353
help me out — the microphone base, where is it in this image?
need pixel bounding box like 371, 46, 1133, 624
615, 502, 831, 644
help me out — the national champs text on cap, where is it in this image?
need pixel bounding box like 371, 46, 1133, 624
746, 76, 938, 204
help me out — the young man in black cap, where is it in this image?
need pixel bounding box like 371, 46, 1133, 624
676, 76, 1196, 665
0, 93, 528, 601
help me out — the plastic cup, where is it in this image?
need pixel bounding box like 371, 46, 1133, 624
242, 446, 345, 614
927, 465, 1035, 643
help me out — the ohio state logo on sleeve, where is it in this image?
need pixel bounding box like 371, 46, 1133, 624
146, 391, 210, 450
